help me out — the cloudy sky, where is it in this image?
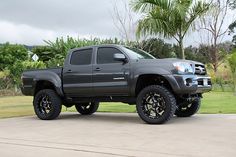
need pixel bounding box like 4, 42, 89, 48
0, 0, 124, 45
0, 0, 234, 46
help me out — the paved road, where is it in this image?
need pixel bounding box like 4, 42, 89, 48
0, 113, 235, 157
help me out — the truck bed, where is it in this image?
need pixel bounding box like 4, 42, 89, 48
21, 67, 63, 95
23, 67, 62, 77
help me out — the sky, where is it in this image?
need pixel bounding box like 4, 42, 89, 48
0, 0, 234, 46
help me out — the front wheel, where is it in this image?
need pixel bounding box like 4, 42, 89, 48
33, 89, 62, 120
175, 98, 201, 117
136, 85, 176, 124
75, 102, 99, 115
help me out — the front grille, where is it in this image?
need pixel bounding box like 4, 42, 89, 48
195, 64, 206, 75
197, 78, 211, 87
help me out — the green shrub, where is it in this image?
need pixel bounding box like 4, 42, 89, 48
0, 43, 28, 71
228, 51, 236, 94
0, 70, 13, 89
10, 61, 46, 86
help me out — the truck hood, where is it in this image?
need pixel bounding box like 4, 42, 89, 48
136, 58, 204, 66
133, 58, 204, 74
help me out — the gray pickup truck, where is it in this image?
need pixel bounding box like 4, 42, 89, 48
21, 44, 212, 124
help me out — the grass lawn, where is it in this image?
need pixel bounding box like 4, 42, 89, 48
0, 92, 235, 118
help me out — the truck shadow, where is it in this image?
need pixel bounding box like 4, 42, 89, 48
55, 112, 202, 125
59, 113, 142, 124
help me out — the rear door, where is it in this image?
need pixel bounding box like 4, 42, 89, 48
63, 48, 93, 97
92, 47, 130, 96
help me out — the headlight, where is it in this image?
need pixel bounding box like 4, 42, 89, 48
173, 62, 194, 74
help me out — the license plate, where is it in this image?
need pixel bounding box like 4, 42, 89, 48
203, 79, 208, 86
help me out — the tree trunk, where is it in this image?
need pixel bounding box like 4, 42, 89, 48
179, 37, 185, 59
212, 39, 218, 73
213, 63, 218, 73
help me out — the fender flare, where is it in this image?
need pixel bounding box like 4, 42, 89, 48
32, 71, 64, 97
130, 67, 175, 96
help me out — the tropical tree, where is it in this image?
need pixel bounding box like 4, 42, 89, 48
135, 38, 176, 58
131, 0, 210, 59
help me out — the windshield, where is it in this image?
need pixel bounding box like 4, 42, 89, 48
123, 47, 156, 60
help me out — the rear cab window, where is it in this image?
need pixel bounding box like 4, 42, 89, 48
70, 49, 93, 65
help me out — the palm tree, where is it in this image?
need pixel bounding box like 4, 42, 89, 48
132, 0, 209, 59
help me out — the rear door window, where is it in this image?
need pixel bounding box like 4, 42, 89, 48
70, 49, 93, 65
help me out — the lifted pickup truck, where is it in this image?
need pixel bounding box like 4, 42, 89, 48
21, 45, 212, 124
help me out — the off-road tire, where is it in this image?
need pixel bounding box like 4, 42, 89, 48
136, 85, 176, 124
75, 102, 99, 115
33, 89, 62, 120
175, 98, 201, 117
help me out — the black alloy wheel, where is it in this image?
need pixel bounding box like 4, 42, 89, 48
33, 89, 62, 120
136, 85, 176, 124
142, 92, 166, 119
75, 102, 99, 115
175, 98, 201, 117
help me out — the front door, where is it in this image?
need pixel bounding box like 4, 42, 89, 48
93, 47, 130, 96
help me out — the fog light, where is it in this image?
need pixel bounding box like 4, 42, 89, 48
185, 78, 193, 86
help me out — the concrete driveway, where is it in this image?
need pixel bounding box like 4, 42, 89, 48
0, 113, 235, 157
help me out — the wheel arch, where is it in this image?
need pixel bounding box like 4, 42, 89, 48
134, 74, 174, 97
33, 71, 63, 97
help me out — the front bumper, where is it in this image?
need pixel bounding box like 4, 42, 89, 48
165, 74, 212, 94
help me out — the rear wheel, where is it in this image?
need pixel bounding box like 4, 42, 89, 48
175, 98, 201, 117
33, 89, 62, 120
136, 85, 176, 124
75, 102, 99, 115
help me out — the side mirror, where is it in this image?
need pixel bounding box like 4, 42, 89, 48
114, 53, 127, 62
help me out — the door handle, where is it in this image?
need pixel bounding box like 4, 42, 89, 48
94, 67, 101, 71
67, 69, 73, 73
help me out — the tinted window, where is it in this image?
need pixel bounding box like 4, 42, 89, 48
97, 47, 123, 64
70, 49, 92, 65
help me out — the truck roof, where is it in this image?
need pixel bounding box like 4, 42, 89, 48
69, 44, 124, 52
